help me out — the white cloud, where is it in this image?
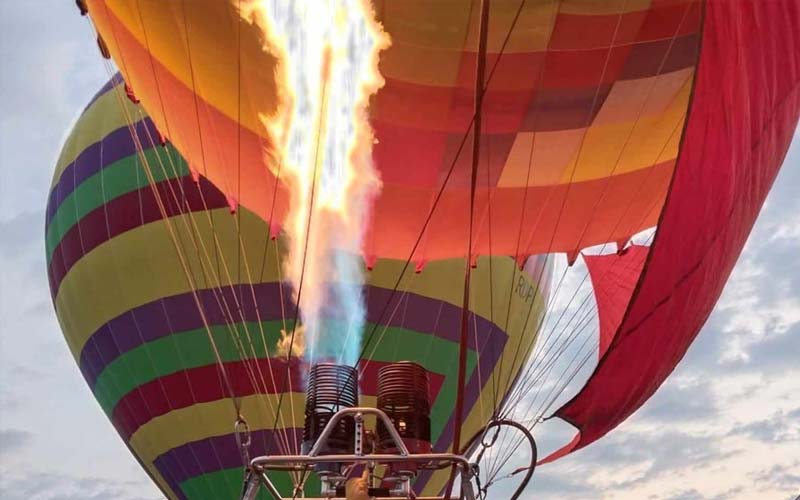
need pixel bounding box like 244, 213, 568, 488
0, 471, 160, 500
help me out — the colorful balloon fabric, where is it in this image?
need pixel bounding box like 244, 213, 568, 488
85, 0, 701, 262
46, 79, 551, 498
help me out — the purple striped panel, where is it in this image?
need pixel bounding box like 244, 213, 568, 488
153, 428, 303, 495
47, 175, 228, 296
147, 313, 510, 496
46, 117, 159, 226
415, 320, 510, 493
79, 283, 506, 388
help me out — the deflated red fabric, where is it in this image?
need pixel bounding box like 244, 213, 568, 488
543, 0, 800, 463
585, 245, 649, 359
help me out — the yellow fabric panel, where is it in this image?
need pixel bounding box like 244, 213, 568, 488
470, 0, 560, 54
130, 394, 380, 496
129, 393, 307, 464
120, 261, 545, 496
94, 0, 561, 115
85, 1, 169, 137
95, 0, 278, 135
51, 85, 138, 186
567, 74, 691, 182
55, 199, 546, 497
56, 208, 276, 358
496, 70, 693, 188
497, 128, 587, 187
56, 197, 543, 361
131, 393, 380, 493
592, 67, 695, 126
378, 39, 467, 87
376, 0, 559, 53
420, 263, 548, 496
376, 0, 474, 50
371, 1, 559, 86
467, 263, 547, 427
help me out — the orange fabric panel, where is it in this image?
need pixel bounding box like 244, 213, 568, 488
86, 0, 700, 262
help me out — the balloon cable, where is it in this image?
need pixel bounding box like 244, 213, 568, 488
449, 1, 491, 496
356, 0, 535, 372
84, 8, 242, 484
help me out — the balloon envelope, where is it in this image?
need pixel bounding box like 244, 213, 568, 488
46, 79, 552, 498
85, 0, 700, 262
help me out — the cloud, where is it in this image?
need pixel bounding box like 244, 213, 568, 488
0, 472, 160, 500
522, 471, 601, 498
0, 5, 161, 500
0, 429, 32, 456
0, 211, 44, 257
719, 322, 800, 375
727, 408, 800, 443
665, 490, 704, 500
0, 2, 106, 221
748, 462, 800, 492
635, 378, 719, 423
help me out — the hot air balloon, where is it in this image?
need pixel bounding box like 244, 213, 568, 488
50, 0, 800, 498
46, 77, 552, 497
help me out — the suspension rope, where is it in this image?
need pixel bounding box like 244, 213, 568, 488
93, 5, 241, 411
499, 0, 693, 417
451, 0, 491, 466
466, 0, 699, 484
505, 33, 693, 422
178, 0, 302, 460
96, 2, 297, 466
494, 0, 627, 413
82, 65, 205, 494
165, 1, 297, 458
357, 0, 539, 372
89, 1, 701, 496
90, 54, 235, 495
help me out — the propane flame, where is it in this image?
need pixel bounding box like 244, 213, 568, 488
276, 326, 306, 359
240, 1, 389, 365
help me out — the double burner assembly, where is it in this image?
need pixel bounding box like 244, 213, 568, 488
242, 361, 478, 499
301, 361, 433, 489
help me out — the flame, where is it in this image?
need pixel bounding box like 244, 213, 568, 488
276, 326, 306, 359
240, 1, 389, 364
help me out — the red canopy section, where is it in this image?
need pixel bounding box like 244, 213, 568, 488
544, 0, 800, 462
585, 245, 649, 359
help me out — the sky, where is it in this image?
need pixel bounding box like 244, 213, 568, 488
0, 3, 798, 500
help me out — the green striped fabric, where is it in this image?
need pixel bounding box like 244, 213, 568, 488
179, 468, 321, 500
46, 146, 188, 261
95, 319, 476, 444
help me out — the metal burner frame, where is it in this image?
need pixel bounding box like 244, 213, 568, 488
241, 407, 478, 500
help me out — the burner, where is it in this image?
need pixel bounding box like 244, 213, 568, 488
302, 363, 359, 457
376, 361, 432, 472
